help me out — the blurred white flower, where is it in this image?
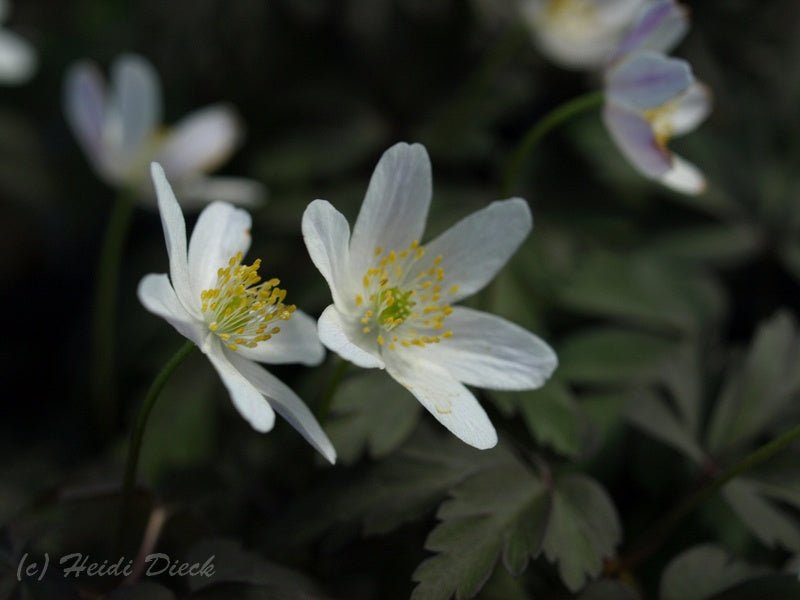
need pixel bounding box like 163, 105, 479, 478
602, 0, 711, 194
64, 54, 263, 207
138, 163, 334, 463
0, 0, 36, 84
520, 0, 645, 70
302, 142, 557, 449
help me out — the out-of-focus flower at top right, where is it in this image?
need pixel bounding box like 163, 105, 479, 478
520, 0, 646, 70
602, 0, 711, 194
64, 53, 264, 208
0, 0, 36, 84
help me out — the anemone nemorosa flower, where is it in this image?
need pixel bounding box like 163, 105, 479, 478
0, 0, 36, 84
603, 0, 711, 194
520, 0, 645, 70
64, 54, 263, 207
138, 163, 334, 463
302, 143, 558, 449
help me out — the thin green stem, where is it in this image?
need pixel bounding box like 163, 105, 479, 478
611, 420, 800, 574
502, 91, 604, 196
316, 358, 349, 423
91, 190, 136, 440
116, 340, 195, 551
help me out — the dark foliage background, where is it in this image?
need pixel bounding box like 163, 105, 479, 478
2, 0, 800, 598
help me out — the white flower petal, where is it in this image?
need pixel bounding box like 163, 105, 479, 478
385, 350, 497, 449
602, 103, 671, 178
137, 273, 204, 345
414, 198, 531, 303
659, 154, 706, 195
237, 309, 325, 366
176, 176, 266, 208
669, 81, 712, 137
318, 304, 384, 369
613, 0, 689, 60
63, 61, 108, 175
349, 142, 432, 278
186, 201, 252, 298
150, 162, 198, 317
605, 52, 692, 111
156, 104, 241, 179
302, 199, 356, 314
417, 306, 557, 390
205, 342, 275, 433
227, 352, 336, 463
0, 28, 35, 84
110, 54, 161, 159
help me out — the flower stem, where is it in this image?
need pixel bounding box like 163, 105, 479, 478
316, 358, 349, 423
502, 90, 604, 196
609, 420, 800, 574
91, 190, 136, 440
116, 340, 195, 551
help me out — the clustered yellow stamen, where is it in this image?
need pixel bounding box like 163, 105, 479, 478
200, 252, 295, 351
356, 240, 456, 351
643, 102, 678, 147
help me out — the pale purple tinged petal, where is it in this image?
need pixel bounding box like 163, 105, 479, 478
110, 54, 162, 158
669, 81, 712, 137
612, 0, 689, 61
0, 28, 35, 84
64, 62, 108, 173
606, 51, 692, 111
603, 103, 671, 178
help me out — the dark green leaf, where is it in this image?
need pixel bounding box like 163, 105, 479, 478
723, 479, 800, 552
709, 575, 800, 599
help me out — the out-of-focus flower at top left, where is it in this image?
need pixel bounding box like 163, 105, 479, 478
64, 53, 263, 208
0, 0, 36, 84
520, 0, 645, 70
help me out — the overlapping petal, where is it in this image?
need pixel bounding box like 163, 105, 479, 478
385, 350, 498, 450
668, 82, 712, 136
137, 273, 204, 345
349, 142, 432, 278
302, 200, 356, 313
317, 305, 385, 369
237, 309, 325, 366
150, 163, 197, 317
228, 352, 336, 463
602, 103, 671, 178
413, 198, 532, 303
64, 62, 108, 174
206, 343, 276, 433
110, 54, 161, 160
186, 201, 252, 299
605, 51, 691, 111
416, 307, 558, 391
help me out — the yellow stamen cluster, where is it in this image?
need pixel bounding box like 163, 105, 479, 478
357, 240, 457, 351
200, 252, 295, 351
644, 102, 678, 147
546, 0, 596, 30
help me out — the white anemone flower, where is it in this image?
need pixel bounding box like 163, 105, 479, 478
64, 54, 263, 208
0, 0, 36, 84
520, 0, 646, 70
138, 163, 335, 463
302, 143, 558, 449
602, 0, 711, 194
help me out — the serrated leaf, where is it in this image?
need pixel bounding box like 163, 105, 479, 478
723, 479, 800, 552
542, 475, 622, 592
660, 544, 768, 600
625, 389, 707, 465
412, 460, 621, 599
707, 311, 800, 453
558, 252, 725, 334
558, 327, 674, 386
324, 371, 421, 464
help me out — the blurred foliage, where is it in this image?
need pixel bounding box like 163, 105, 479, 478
3, 0, 800, 598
